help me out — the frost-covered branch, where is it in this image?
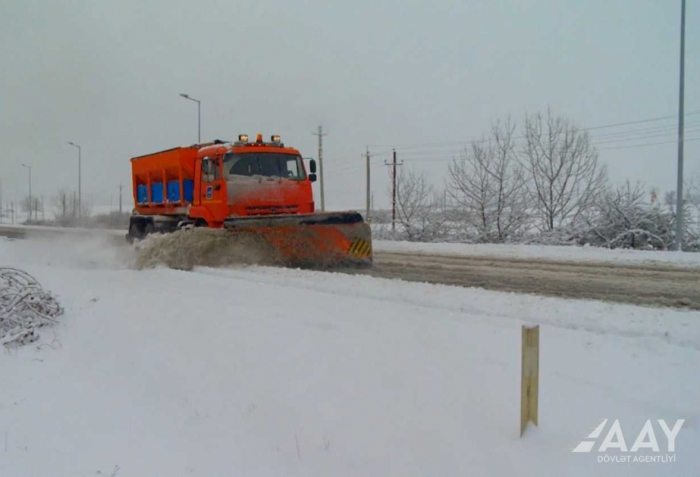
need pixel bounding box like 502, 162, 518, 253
0, 268, 63, 347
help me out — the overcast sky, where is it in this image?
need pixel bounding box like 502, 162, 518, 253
0, 0, 697, 211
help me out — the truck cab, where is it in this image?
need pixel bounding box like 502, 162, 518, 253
189, 134, 317, 227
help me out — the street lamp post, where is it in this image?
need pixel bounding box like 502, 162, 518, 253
675, 0, 687, 251
67, 142, 82, 220
21, 164, 32, 221
179, 93, 201, 143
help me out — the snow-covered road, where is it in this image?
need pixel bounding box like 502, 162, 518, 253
2, 226, 699, 309
357, 250, 700, 309
0, 236, 699, 476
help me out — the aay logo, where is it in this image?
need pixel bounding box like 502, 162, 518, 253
573, 419, 684, 464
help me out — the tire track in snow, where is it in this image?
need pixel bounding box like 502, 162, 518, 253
349, 251, 700, 310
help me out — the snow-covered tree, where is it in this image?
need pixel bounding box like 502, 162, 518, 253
394, 169, 451, 242
583, 181, 673, 250
665, 177, 700, 251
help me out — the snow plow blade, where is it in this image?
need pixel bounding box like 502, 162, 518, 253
223, 211, 372, 268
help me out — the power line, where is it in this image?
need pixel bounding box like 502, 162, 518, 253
593, 126, 700, 145
358, 125, 700, 161
585, 110, 699, 131
598, 136, 700, 151
339, 111, 700, 184
366, 110, 700, 150
589, 120, 700, 139
356, 135, 700, 163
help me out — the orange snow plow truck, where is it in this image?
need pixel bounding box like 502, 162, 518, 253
128, 134, 372, 267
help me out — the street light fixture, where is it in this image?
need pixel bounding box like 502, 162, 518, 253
179, 93, 201, 143
67, 141, 82, 220
21, 163, 32, 221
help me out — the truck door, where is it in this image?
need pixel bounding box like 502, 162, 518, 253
200, 156, 225, 205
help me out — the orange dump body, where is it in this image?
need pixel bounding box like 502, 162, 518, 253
131, 146, 199, 216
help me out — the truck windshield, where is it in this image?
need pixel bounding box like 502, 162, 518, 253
223, 153, 306, 180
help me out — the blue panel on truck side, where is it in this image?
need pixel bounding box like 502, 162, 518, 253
137, 185, 148, 204
167, 181, 180, 202
151, 183, 164, 204
183, 180, 194, 202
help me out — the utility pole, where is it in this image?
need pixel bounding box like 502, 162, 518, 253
675, 0, 687, 251
119, 183, 123, 214
67, 142, 82, 220
0, 177, 3, 224
21, 164, 32, 221
391, 149, 397, 232
384, 149, 403, 232
312, 125, 328, 211
365, 146, 371, 222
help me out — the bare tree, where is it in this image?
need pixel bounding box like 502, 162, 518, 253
678, 176, 700, 249
448, 119, 529, 242
52, 189, 75, 226
79, 198, 93, 221
521, 110, 608, 231
686, 175, 700, 211
20, 196, 43, 222
394, 168, 449, 242
19, 197, 31, 218
50, 189, 93, 226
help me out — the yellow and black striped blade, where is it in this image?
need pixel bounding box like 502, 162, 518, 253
348, 238, 372, 259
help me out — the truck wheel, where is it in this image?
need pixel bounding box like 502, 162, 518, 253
143, 223, 155, 236
128, 222, 142, 242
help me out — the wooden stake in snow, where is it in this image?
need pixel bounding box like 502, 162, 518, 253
520, 325, 539, 437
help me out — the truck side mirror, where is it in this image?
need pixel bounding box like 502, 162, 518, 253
307, 159, 317, 174
309, 173, 317, 182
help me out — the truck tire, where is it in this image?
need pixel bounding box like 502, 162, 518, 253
128, 222, 142, 242
143, 223, 155, 236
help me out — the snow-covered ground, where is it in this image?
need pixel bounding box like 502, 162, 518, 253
0, 236, 699, 476
375, 240, 700, 267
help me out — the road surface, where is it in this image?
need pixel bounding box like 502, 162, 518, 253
347, 251, 700, 310
1, 225, 698, 309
